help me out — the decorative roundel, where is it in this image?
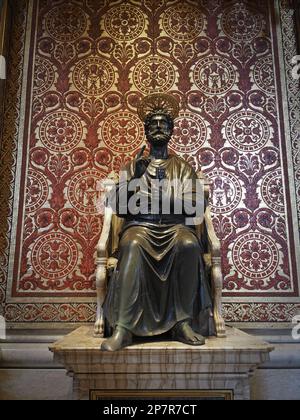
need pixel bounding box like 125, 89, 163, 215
193, 56, 236, 96
261, 170, 285, 213
39, 111, 83, 153
221, 3, 263, 42
132, 56, 176, 94
32, 232, 78, 280
232, 233, 279, 280
72, 57, 115, 97
25, 169, 49, 213
33, 57, 55, 95
102, 111, 144, 154
104, 4, 145, 41
224, 110, 271, 152
45, 5, 87, 42
162, 4, 204, 41
253, 57, 275, 95
170, 112, 208, 154
68, 169, 106, 214
208, 169, 242, 214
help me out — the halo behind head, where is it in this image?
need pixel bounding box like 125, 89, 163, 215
137, 93, 180, 122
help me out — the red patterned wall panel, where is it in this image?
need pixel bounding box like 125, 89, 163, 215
1, 0, 300, 326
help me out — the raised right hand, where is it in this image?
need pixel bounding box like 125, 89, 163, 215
132, 146, 150, 178
133, 157, 150, 178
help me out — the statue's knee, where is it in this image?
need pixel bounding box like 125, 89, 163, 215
177, 233, 200, 253
120, 235, 141, 254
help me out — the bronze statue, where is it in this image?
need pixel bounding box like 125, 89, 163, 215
101, 94, 216, 352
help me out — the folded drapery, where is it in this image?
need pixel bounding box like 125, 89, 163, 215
104, 222, 215, 337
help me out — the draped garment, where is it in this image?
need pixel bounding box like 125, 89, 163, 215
104, 155, 215, 337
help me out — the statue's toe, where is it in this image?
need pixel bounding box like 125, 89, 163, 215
101, 326, 132, 352
172, 321, 206, 346
101, 339, 116, 352
194, 334, 205, 345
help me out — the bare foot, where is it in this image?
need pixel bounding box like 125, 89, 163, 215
101, 326, 132, 352
172, 321, 205, 346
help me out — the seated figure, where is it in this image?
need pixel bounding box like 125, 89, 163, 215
96, 94, 225, 352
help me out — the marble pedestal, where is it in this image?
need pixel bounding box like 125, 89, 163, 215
50, 326, 273, 400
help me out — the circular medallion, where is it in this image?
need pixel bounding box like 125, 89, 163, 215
193, 56, 236, 95
101, 111, 144, 153
72, 57, 115, 96
224, 110, 271, 152
232, 233, 279, 279
68, 169, 106, 214
45, 5, 87, 42
132, 56, 176, 94
170, 112, 208, 154
162, 4, 204, 41
39, 111, 83, 153
33, 57, 55, 95
32, 232, 78, 280
221, 3, 263, 42
25, 169, 49, 213
253, 56, 275, 95
104, 4, 145, 41
208, 169, 242, 214
261, 170, 285, 213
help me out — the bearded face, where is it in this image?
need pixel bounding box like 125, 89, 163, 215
145, 113, 174, 147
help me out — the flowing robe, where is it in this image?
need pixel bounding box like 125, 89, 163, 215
104, 155, 215, 337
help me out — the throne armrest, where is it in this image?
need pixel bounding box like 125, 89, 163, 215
204, 206, 220, 258
96, 172, 120, 258
198, 170, 226, 338
97, 206, 113, 259
94, 177, 116, 337
204, 207, 226, 338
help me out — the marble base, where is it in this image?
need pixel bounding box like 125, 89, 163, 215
49, 326, 273, 400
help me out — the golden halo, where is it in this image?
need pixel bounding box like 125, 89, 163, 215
137, 93, 180, 122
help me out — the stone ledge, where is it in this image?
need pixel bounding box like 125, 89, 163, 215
3, 336, 299, 370
0, 343, 58, 368
49, 326, 273, 399
50, 326, 273, 350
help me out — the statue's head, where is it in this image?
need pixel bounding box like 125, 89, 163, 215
138, 94, 179, 147
144, 110, 174, 146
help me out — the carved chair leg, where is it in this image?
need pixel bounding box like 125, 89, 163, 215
211, 257, 226, 338
94, 257, 107, 337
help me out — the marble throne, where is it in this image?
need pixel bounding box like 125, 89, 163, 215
94, 169, 226, 339
50, 169, 273, 400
